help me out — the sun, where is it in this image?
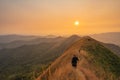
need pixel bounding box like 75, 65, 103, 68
74, 21, 79, 26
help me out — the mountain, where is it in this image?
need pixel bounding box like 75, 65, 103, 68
90, 32, 120, 46
0, 36, 65, 49
0, 35, 38, 43
37, 36, 120, 80
45, 35, 56, 38
1, 34, 120, 57
0, 35, 81, 50
0, 35, 81, 80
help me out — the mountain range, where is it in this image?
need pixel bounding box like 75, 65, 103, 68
0, 32, 120, 80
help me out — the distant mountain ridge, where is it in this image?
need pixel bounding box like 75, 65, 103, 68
91, 32, 120, 46
0, 34, 57, 44
1, 33, 119, 57
0, 36, 65, 49
0, 35, 38, 43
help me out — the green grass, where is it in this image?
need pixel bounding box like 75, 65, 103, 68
82, 42, 120, 79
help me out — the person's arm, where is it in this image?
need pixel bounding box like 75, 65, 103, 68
77, 57, 79, 61
78, 56, 82, 61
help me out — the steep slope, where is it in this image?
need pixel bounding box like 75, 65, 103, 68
37, 36, 120, 80
0, 35, 80, 80
103, 43, 120, 57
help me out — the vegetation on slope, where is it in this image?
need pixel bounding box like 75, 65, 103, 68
38, 36, 120, 80
78, 37, 120, 79
0, 35, 80, 80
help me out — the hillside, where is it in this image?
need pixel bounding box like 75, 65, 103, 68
91, 32, 120, 46
37, 36, 120, 80
0, 35, 81, 80
103, 43, 120, 57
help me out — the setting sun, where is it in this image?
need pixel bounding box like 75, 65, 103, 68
74, 21, 79, 26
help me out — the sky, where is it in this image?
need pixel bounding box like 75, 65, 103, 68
0, 0, 120, 36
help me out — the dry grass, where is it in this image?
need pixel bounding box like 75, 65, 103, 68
36, 37, 120, 80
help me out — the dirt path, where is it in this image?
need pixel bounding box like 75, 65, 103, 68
71, 55, 87, 80
37, 50, 99, 80
75, 68, 87, 80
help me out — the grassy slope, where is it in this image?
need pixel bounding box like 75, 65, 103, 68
38, 36, 120, 80
81, 39, 120, 79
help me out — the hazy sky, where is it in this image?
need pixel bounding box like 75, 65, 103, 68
0, 0, 120, 35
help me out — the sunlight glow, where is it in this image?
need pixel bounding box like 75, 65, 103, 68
74, 21, 79, 26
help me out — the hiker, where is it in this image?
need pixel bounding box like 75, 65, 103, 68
71, 55, 79, 68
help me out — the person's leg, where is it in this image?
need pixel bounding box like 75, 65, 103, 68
72, 63, 77, 68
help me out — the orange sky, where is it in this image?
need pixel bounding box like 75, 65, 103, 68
0, 0, 120, 36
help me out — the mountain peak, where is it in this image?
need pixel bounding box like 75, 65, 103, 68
69, 36, 98, 49
68, 35, 80, 39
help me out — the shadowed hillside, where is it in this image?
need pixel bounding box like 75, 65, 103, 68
0, 35, 81, 80
37, 36, 120, 80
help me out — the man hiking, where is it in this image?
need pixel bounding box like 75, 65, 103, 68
71, 55, 79, 68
